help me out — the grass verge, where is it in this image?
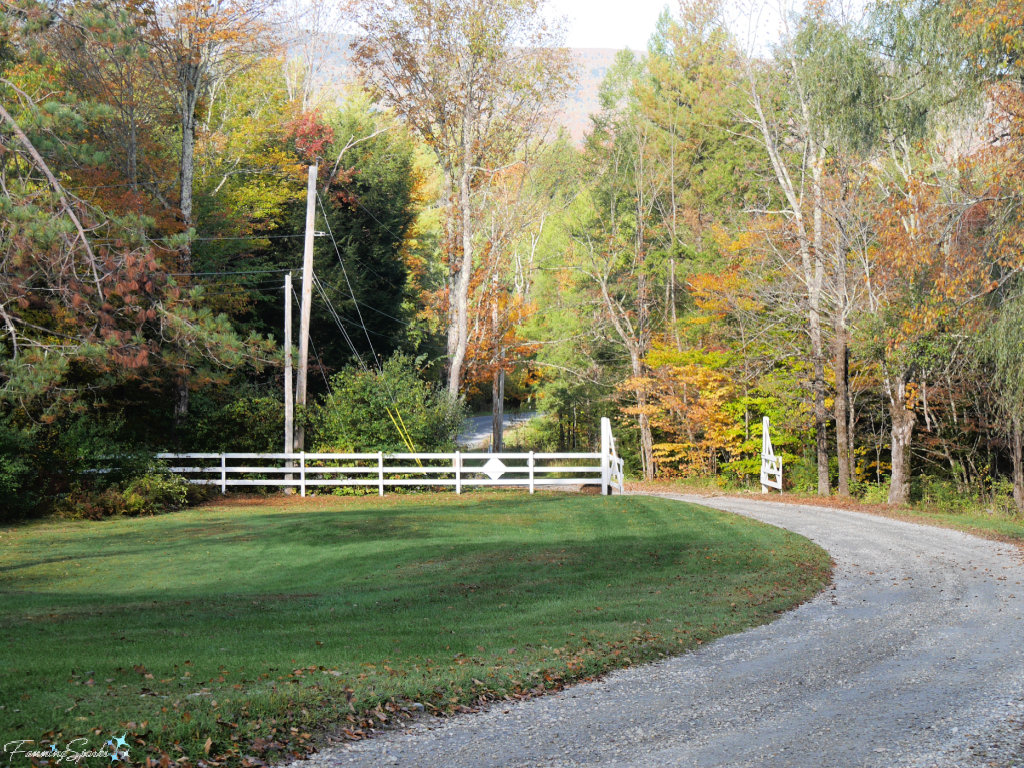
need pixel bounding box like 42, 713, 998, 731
629, 480, 1024, 549
0, 492, 830, 766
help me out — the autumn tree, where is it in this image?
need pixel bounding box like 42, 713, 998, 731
47, 0, 175, 202
741, 12, 857, 496
458, 156, 559, 450
149, 0, 278, 254
349, 0, 575, 396
0, 0, 276, 426
985, 293, 1024, 510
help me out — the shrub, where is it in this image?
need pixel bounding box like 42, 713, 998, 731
862, 479, 891, 504
312, 354, 466, 452
785, 456, 820, 493
52, 484, 128, 520
915, 476, 970, 513
0, 421, 38, 521
188, 384, 286, 453
848, 479, 869, 499
54, 469, 211, 520
123, 471, 190, 513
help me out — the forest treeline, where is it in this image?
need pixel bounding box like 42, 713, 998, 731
2, 0, 1024, 516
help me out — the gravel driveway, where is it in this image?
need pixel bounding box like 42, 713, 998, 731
296, 494, 1024, 767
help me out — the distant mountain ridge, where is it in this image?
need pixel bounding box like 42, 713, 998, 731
310, 40, 620, 144
559, 48, 620, 142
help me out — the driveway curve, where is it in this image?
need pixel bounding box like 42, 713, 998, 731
303, 494, 1024, 767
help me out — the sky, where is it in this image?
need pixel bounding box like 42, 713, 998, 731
546, 0, 670, 50
546, 0, 798, 52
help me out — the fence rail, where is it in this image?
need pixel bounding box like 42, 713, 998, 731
156, 450, 625, 496
158, 418, 626, 497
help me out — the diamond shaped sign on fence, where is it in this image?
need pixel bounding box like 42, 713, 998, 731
482, 456, 506, 481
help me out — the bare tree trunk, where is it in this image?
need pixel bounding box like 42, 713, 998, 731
490, 368, 505, 453
749, 73, 830, 497
631, 352, 654, 480
810, 150, 829, 496
670, 257, 681, 352
832, 204, 852, 495
442, 176, 459, 378
1013, 415, 1023, 513
847, 382, 856, 482
813, 348, 830, 495
126, 83, 138, 188
178, 63, 200, 269
886, 374, 915, 505
447, 159, 473, 396
834, 330, 850, 496
174, 376, 189, 429
179, 122, 194, 223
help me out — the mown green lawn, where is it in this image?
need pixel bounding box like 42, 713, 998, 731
0, 492, 830, 765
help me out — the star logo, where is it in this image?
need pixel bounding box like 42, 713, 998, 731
106, 733, 129, 762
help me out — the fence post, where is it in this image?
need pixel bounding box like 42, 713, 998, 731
221, 455, 226, 495
529, 451, 535, 495
600, 418, 610, 496
378, 452, 384, 497
455, 451, 461, 495
300, 452, 306, 498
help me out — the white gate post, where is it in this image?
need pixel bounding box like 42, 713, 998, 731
529, 451, 535, 495
600, 417, 611, 496
378, 452, 384, 496
220, 455, 226, 495
760, 416, 782, 493
761, 416, 769, 494
300, 452, 306, 497
455, 451, 461, 495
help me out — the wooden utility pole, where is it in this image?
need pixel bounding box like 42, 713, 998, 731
284, 272, 295, 485
294, 164, 318, 452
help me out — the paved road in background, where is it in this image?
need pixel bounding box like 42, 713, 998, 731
298, 494, 1024, 767
456, 411, 538, 448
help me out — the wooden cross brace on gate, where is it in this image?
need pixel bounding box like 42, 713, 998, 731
760, 416, 782, 493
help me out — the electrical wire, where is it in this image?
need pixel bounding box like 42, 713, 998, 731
317, 192, 389, 369
315, 276, 412, 327
302, 297, 333, 392
310, 204, 419, 457
191, 234, 306, 242
309, 276, 417, 454
170, 268, 300, 276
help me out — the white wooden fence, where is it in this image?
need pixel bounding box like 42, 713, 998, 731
158, 417, 625, 497
760, 416, 783, 492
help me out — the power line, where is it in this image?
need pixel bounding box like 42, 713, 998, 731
311, 202, 416, 452
310, 275, 369, 374
170, 268, 299, 276
312, 294, 407, 341
335, 187, 405, 243
191, 234, 306, 242
293, 285, 331, 391
317, 192, 387, 371
315, 276, 412, 327
61, 180, 177, 192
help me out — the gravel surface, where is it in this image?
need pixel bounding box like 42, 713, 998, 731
292, 494, 1024, 767
456, 411, 537, 448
